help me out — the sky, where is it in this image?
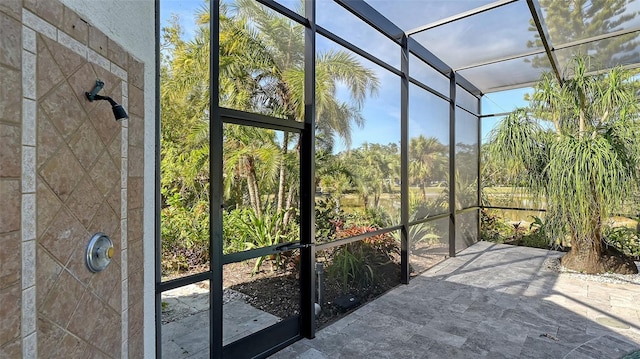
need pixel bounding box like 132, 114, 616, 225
159, 0, 532, 152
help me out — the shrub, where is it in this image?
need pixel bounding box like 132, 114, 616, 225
160, 195, 210, 274
326, 225, 399, 290
604, 226, 640, 258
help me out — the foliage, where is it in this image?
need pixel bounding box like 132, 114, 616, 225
480, 209, 514, 242
520, 216, 553, 250
315, 197, 346, 242
487, 56, 640, 273
235, 208, 296, 273
160, 192, 210, 274
325, 226, 399, 290
481, 211, 554, 250
604, 226, 640, 258
159, 0, 380, 275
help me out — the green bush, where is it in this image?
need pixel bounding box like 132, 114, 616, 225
480, 209, 514, 242
604, 226, 640, 257
160, 193, 210, 274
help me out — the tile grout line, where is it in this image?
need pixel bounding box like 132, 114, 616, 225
21, 7, 130, 359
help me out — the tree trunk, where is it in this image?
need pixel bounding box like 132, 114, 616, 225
283, 185, 296, 228
276, 131, 290, 214
561, 212, 638, 274
246, 157, 262, 217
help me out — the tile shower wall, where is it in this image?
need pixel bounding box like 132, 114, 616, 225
0, 1, 145, 357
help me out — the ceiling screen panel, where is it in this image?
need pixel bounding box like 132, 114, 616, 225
541, 0, 640, 46
366, 0, 495, 32
410, 1, 541, 70
457, 53, 552, 93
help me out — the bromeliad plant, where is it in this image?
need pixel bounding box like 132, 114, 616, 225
488, 56, 640, 274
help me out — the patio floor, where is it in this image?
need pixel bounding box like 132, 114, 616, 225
270, 241, 640, 359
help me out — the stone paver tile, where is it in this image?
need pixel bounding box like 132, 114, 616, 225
518, 335, 576, 359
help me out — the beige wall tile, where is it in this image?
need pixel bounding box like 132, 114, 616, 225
66, 177, 103, 228
53, 333, 91, 358
69, 121, 104, 171
37, 315, 64, 356
88, 26, 108, 58
88, 260, 120, 312
87, 94, 122, 145
39, 207, 87, 265
0, 0, 21, 20
38, 145, 84, 202
0, 180, 20, 233
126, 264, 143, 307
35, 246, 62, 308
0, 12, 21, 69
36, 177, 62, 238
0, 123, 21, 178
0, 283, 21, 346
68, 290, 121, 355
39, 81, 84, 140
42, 35, 85, 78
128, 317, 143, 359
36, 36, 64, 99
127, 176, 143, 210
127, 85, 143, 118
89, 201, 119, 237
24, 0, 63, 28
89, 151, 119, 196
127, 208, 142, 243
40, 269, 85, 329
128, 55, 144, 90
64, 236, 96, 285
106, 185, 121, 220
107, 38, 127, 70
0, 231, 20, 289
36, 112, 63, 169
61, 6, 88, 44
0, 65, 21, 124
127, 145, 143, 178
0, 337, 21, 358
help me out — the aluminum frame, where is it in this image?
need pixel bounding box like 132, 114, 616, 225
155, 0, 484, 357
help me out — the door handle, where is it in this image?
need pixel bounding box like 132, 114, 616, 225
275, 242, 312, 251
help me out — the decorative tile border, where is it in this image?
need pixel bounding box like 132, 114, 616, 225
21, 16, 37, 357
21, 7, 130, 359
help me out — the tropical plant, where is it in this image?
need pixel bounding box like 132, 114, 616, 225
409, 135, 447, 200
603, 226, 640, 258
488, 56, 640, 274
159, 0, 379, 274
327, 226, 399, 289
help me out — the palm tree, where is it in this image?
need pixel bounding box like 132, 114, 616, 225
231, 0, 379, 217
409, 135, 447, 200
488, 56, 640, 274
161, 1, 378, 222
